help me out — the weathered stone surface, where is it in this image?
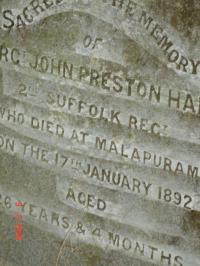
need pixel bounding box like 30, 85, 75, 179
0, 0, 200, 265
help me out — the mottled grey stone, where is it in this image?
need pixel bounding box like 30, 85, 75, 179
0, 0, 200, 265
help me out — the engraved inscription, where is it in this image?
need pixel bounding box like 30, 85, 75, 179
110, 0, 200, 75
0, 1, 200, 265
0, 190, 188, 266
2, 0, 64, 29
1, 45, 200, 120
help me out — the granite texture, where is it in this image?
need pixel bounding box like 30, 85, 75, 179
0, 1, 200, 265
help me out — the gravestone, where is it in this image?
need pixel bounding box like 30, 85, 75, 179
0, 0, 200, 265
